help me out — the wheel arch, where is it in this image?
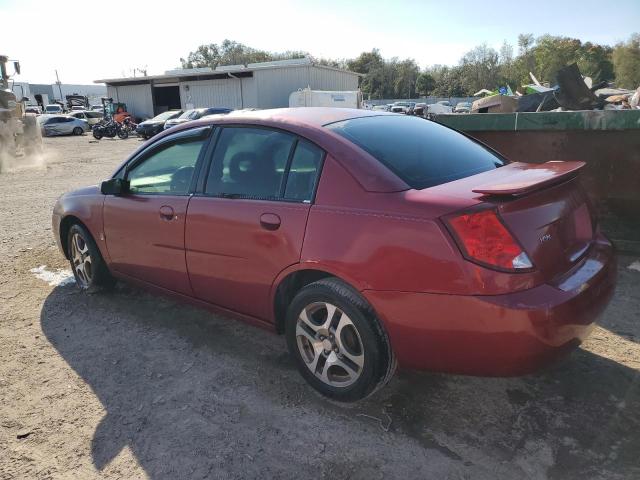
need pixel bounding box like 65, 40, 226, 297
271, 263, 367, 334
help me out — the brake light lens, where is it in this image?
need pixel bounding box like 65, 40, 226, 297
446, 209, 533, 271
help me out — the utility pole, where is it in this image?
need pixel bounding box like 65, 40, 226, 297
55, 69, 63, 103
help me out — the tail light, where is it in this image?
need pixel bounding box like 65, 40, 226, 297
445, 209, 533, 272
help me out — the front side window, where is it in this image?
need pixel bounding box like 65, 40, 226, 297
127, 138, 205, 195
205, 127, 295, 199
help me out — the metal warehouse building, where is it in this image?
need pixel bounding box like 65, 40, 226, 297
95, 58, 359, 120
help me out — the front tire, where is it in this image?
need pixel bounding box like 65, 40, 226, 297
73, 127, 83, 135
67, 224, 116, 292
92, 129, 103, 140
285, 278, 396, 402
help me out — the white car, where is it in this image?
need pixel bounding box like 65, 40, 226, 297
38, 115, 89, 136
44, 104, 64, 115
69, 110, 104, 127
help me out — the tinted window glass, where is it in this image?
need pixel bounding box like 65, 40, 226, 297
326, 115, 505, 189
284, 140, 323, 201
127, 139, 205, 195
205, 127, 295, 199
86, 111, 102, 118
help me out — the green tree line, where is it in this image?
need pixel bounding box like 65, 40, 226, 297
181, 34, 640, 99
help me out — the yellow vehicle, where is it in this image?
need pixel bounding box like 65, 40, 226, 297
0, 54, 42, 170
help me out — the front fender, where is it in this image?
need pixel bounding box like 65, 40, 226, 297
53, 186, 108, 262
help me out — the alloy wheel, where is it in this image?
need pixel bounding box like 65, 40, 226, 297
296, 302, 364, 387
70, 232, 92, 288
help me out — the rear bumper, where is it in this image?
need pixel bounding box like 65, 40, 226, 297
364, 234, 616, 376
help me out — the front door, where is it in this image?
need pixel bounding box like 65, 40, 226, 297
103, 129, 209, 294
186, 127, 324, 320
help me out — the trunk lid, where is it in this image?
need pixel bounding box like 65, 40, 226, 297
437, 161, 594, 281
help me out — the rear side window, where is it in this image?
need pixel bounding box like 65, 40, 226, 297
205, 127, 296, 199
284, 140, 323, 201
326, 115, 505, 189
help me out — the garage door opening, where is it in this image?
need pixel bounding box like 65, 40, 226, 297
152, 85, 181, 115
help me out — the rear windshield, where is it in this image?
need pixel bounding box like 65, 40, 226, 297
326, 115, 505, 189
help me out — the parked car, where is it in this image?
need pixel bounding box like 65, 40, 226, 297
52, 108, 615, 402
39, 115, 89, 136
44, 104, 64, 115
454, 102, 472, 113
69, 110, 104, 128
25, 105, 41, 114
372, 105, 390, 112
425, 101, 454, 116
90, 105, 103, 112
164, 107, 232, 130
413, 103, 427, 116
70, 105, 85, 112
135, 110, 183, 139
390, 101, 414, 114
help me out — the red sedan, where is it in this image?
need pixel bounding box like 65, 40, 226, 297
52, 108, 616, 401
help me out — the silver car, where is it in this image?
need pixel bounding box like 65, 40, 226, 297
69, 110, 104, 128
39, 115, 89, 136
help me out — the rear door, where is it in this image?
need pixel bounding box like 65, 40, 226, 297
103, 127, 211, 294
185, 126, 324, 320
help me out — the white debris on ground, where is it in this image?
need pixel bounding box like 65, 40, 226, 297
628, 261, 640, 272
30, 265, 74, 286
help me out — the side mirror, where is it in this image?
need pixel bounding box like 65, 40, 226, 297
100, 178, 129, 195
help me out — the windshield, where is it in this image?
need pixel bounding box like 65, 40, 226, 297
46, 105, 60, 111
326, 115, 505, 189
178, 109, 199, 119
152, 110, 180, 121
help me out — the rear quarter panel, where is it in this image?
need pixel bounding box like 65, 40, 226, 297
300, 155, 471, 294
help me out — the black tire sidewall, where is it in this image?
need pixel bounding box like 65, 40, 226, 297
285, 280, 389, 402
73, 127, 83, 135
67, 224, 113, 292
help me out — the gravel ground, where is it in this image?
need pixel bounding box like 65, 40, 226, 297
0, 135, 639, 480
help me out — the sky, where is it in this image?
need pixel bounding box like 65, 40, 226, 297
1, 0, 638, 84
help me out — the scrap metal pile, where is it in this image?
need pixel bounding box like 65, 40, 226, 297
471, 63, 639, 113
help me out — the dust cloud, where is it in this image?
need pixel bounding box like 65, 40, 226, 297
0, 118, 47, 173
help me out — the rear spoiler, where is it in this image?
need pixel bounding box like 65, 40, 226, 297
472, 161, 585, 196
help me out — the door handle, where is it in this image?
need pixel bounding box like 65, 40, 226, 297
260, 213, 281, 231
159, 205, 175, 221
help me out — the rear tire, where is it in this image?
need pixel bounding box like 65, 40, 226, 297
67, 224, 116, 293
285, 278, 396, 402
92, 129, 103, 140
73, 127, 83, 136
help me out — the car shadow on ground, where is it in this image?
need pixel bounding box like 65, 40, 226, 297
40, 282, 640, 479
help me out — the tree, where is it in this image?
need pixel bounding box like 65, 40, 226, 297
347, 49, 388, 99
533, 35, 583, 83
393, 59, 420, 98
416, 72, 435, 96
612, 34, 640, 88
180, 39, 307, 69
579, 42, 614, 82
460, 43, 500, 92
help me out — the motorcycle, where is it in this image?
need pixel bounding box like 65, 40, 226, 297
92, 118, 131, 140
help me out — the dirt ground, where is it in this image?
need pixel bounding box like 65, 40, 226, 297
0, 134, 639, 480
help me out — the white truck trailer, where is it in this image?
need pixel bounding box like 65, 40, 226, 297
289, 87, 362, 109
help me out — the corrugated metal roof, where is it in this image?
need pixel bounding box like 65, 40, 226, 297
95, 57, 360, 84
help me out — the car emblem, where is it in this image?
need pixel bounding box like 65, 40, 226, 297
539, 233, 552, 244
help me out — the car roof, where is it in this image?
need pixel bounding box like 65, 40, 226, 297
196, 107, 391, 129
